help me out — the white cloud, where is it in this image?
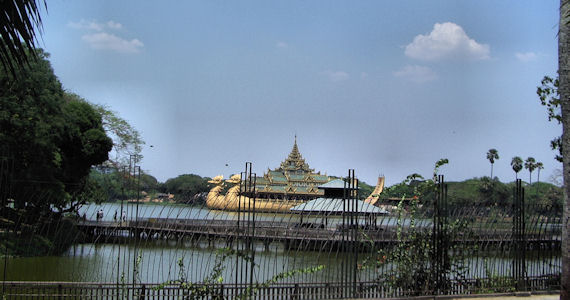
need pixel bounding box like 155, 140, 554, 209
82, 32, 143, 54
405, 22, 490, 61
105, 21, 123, 30
393, 65, 438, 83
515, 51, 537, 62
68, 19, 123, 31
70, 19, 142, 54
276, 41, 288, 48
321, 70, 349, 82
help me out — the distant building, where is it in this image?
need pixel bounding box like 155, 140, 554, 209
206, 137, 382, 212
254, 138, 331, 201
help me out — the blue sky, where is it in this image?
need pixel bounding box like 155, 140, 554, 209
40, 1, 560, 186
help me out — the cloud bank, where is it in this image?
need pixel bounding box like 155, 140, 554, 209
68, 20, 123, 32
515, 52, 537, 62
82, 32, 144, 54
405, 22, 490, 61
69, 19, 143, 54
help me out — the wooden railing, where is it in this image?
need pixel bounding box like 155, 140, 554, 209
77, 218, 561, 250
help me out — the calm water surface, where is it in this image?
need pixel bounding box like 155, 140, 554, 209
0, 203, 561, 284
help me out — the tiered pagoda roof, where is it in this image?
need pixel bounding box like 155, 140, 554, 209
254, 138, 331, 199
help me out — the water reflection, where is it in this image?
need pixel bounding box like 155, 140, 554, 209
2, 240, 560, 284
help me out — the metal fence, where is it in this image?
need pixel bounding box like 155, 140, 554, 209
0, 164, 562, 299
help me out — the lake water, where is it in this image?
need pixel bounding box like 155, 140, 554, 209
0, 203, 561, 285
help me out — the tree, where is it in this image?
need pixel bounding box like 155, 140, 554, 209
0, 0, 46, 76
559, 1, 570, 297
92, 104, 144, 168
0, 48, 112, 212
535, 161, 545, 196
511, 156, 523, 180
163, 174, 211, 203
524, 157, 537, 184
536, 162, 544, 185
87, 167, 159, 202
486, 149, 499, 178
537, 76, 563, 162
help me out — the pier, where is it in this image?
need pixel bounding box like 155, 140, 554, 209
77, 218, 561, 251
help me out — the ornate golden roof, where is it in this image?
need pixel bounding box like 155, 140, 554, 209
277, 136, 314, 173
252, 137, 331, 197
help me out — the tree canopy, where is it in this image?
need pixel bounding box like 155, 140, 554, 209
511, 156, 523, 179
92, 104, 144, 168
0, 49, 112, 212
163, 174, 211, 203
537, 75, 563, 162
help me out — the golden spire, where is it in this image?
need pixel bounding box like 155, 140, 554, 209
290, 135, 301, 160
278, 136, 314, 172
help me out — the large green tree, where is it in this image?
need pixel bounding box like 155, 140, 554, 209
163, 174, 211, 203
0, 49, 112, 212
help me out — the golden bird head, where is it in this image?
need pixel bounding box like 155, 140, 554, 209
226, 173, 241, 184
208, 175, 224, 184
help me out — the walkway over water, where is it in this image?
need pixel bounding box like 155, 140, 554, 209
77, 218, 561, 251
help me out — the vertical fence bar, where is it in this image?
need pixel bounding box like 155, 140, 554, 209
432, 175, 448, 295
513, 179, 527, 291
342, 169, 357, 298
133, 164, 141, 296
351, 170, 358, 298
342, 174, 347, 298
236, 170, 242, 289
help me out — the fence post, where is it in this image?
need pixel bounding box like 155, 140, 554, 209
58, 284, 63, 300
217, 284, 224, 300
513, 179, 527, 291
139, 284, 146, 300
293, 283, 299, 300
432, 175, 449, 295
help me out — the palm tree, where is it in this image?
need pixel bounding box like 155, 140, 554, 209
511, 156, 523, 179
524, 157, 536, 184
486, 149, 499, 179
535, 161, 544, 195
536, 162, 544, 184
0, 0, 45, 76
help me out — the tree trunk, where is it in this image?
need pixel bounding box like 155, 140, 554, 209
490, 163, 494, 179
529, 171, 532, 185
559, 1, 570, 299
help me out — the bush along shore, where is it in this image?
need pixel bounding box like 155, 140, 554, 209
0, 207, 83, 257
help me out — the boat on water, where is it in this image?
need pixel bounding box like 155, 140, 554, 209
205, 138, 385, 213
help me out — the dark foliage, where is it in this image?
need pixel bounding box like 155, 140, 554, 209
0, 0, 46, 77
0, 49, 112, 213
163, 174, 211, 203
